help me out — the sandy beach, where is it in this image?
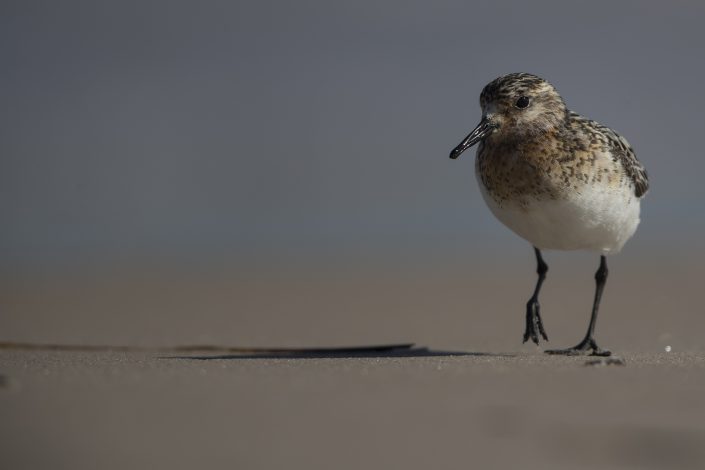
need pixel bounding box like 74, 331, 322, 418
2, 349, 705, 470
2, 255, 705, 470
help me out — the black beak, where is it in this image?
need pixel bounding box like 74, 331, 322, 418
449, 117, 496, 159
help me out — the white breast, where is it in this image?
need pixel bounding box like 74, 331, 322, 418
476, 174, 641, 254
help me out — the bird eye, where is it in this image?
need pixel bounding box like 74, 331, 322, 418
515, 96, 530, 109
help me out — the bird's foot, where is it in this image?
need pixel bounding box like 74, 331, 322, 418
545, 337, 611, 356
523, 298, 548, 345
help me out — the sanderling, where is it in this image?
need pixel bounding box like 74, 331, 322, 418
449, 73, 649, 356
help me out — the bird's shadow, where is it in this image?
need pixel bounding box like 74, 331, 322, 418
163, 343, 515, 361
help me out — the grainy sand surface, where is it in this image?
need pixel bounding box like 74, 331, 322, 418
2, 350, 705, 470
2, 255, 704, 469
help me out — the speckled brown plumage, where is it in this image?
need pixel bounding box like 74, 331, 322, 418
474, 73, 648, 208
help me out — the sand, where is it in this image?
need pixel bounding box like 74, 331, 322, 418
2, 254, 705, 469
2, 349, 705, 470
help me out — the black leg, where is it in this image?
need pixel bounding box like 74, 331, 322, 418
546, 255, 611, 356
523, 247, 549, 345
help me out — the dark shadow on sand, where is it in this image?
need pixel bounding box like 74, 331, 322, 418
0, 341, 515, 360
164, 344, 515, 360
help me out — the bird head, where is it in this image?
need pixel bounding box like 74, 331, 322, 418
450, 73, 567, 159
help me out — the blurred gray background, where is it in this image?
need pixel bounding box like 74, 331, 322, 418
2, 0, 704, 350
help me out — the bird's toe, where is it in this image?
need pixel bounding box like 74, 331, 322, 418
545, 338, 611, 356
523, 300, 548, 345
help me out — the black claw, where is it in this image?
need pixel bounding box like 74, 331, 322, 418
523, 299, 548, 345
545, 337, 611, 356
524, 247, 549, 346
535, 307, 548, 341
538, 317, 548, 341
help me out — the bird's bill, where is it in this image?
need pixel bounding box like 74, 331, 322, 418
449, 117, 495, 159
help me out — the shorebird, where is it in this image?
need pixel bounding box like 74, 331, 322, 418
449, 73, 648, 356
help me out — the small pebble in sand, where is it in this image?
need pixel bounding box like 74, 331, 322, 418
665, 345, 672, 352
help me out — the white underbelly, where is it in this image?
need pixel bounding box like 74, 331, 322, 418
478, 180, 641, 254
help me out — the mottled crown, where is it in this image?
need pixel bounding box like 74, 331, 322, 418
480, 73, 562, 108
477, 73, 568, 138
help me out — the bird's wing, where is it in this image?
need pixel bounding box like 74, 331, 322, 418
602, 127, 649, 198
569, 111, 649, 198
